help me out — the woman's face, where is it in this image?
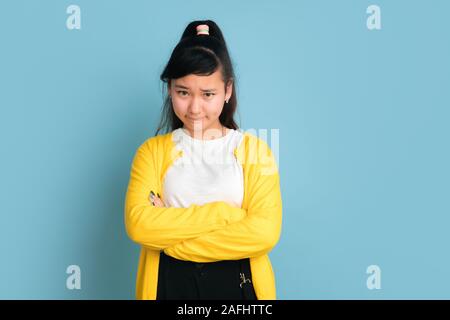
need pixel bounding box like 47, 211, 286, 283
169, 69, 232, 138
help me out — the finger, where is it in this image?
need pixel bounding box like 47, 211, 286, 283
154, 197, 165, 207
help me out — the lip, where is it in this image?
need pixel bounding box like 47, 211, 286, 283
187, 117, 204, 121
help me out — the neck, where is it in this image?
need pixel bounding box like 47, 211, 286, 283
182, 125, 227, 140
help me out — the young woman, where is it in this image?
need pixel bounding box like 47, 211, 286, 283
124, 20, 283, 300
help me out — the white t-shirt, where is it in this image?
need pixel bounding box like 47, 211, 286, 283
162, 127, 245, 208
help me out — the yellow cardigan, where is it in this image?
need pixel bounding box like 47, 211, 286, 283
124, 130, 283, 300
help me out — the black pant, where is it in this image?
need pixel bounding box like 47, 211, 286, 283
156, 251, 257, 300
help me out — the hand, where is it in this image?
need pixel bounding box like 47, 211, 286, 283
149, 190, 165, 207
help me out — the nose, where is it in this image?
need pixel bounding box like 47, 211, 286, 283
188, 95, 202, 115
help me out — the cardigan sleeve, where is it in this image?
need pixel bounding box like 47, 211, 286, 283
163, 137, 282, 262
124, 139, 247, 251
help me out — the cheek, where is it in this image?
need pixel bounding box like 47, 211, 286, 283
172, 98, 189, 114
205, 98, 224, 116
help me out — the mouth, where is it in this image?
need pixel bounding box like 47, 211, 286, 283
187, 117, 204, 121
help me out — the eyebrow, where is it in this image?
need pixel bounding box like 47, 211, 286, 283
174, 85, 217, 92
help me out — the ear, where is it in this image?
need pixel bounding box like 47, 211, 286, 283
225, 79, 233, 101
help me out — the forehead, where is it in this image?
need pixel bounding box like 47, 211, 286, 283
173, 69, 223, 89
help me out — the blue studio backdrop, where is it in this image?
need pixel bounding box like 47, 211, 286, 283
0, 0, 449, 299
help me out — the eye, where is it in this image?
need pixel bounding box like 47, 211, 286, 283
204, 92, 215, 97
177, 90, 188, 96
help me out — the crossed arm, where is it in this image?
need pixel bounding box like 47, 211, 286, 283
125, 138, 282, 260
124, 142, 247, 251
162, 169, 282, 262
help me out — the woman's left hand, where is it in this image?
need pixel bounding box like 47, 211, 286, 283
149, 191, 165, 207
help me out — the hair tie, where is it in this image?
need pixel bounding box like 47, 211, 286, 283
196, 24, 209, 36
